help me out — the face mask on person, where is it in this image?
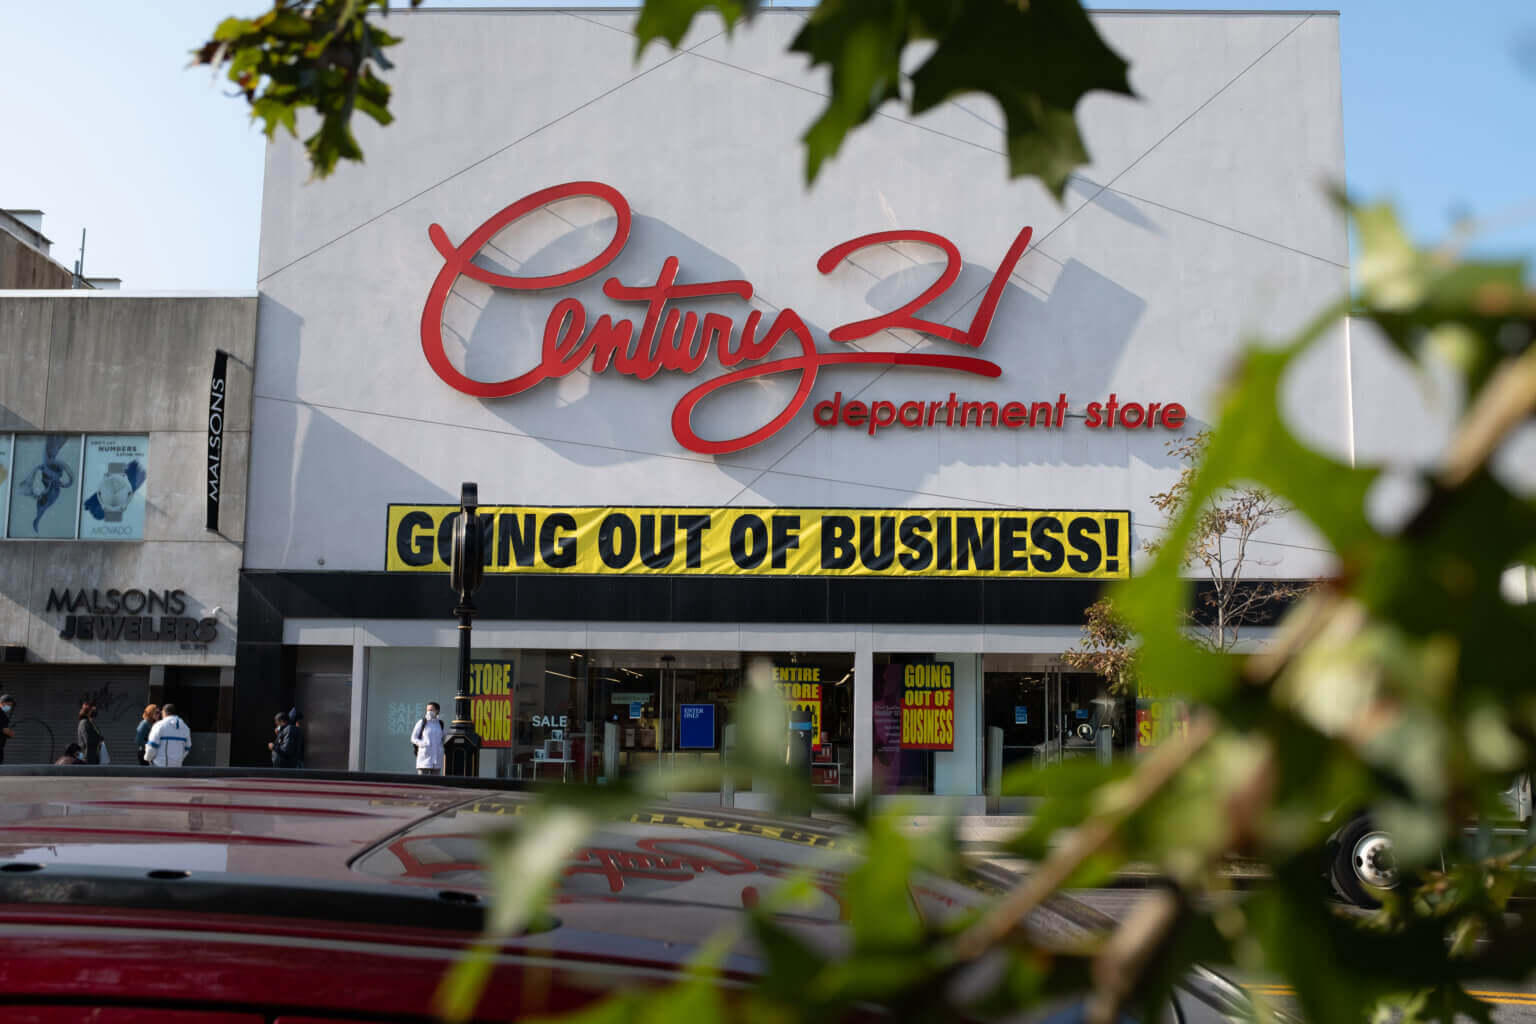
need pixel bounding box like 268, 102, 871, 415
425, 710, 438, 720
1, 704, 12, 713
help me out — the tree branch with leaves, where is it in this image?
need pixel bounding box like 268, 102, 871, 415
196, 0, 1133, 195
1067, 433, 1311, 696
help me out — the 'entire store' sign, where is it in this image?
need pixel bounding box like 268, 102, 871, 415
421, 182, 1185, 454
387, 505, 1129, 580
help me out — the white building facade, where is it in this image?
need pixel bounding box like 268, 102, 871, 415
241, 8, 1351, 805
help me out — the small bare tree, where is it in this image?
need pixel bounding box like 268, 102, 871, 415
1067, 433, 1307, 687
1145, 432, 1307, 651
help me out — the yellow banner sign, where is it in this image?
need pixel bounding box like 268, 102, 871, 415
386, 505, 1129, 579
469, 659, 513, 749
774, 664, 823, 751
901, 662, 954, 750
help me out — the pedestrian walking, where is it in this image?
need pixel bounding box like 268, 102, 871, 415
0, 694, 15, 765
77, 701, 105, 765
269, 712, 303, 768
145, 703, 192, 767
410, 702, 446, 775
136, 704, 160, 765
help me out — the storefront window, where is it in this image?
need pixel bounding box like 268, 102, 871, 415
362, 646, 460, 774
3, 433, 150, 541
0, 434, 11, 535
981, 655, 1131, 772
510, 651, 855, 795
7, 434, 82, 539
362, 647, 854, 794
873, 653, 980, 797
768, 655, 853, 794
511, 650, 600, 783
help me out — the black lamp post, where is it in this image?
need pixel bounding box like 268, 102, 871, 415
444, 481, 483, 776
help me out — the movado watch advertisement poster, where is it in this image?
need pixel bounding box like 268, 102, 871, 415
8, 434, 82, 539
79, 435, 149, 540
0, 434, 11, 536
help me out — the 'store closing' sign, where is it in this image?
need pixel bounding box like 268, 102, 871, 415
901, 662, 954, 750
468, 660, 513, 749
387, 505, 1129, 580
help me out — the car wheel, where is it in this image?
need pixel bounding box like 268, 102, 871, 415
1330, 816, 1397, 908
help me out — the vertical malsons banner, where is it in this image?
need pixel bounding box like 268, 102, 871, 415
773, 664, 822, 750
468, 659, 513, 749
901, 662, 954, 750
206, 350, 228, 532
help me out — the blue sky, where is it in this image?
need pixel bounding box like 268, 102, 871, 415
0, 1, 1530, 290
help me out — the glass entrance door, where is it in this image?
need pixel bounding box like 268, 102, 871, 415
589, 651, 742, 789
983, 654, 1131, 773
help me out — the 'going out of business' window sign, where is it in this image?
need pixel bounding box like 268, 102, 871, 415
386, 505, 1129, 579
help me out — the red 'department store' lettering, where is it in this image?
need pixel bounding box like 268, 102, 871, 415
420, 181, 1183, 454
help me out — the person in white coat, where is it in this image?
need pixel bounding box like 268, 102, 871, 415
145, 703, 193, 767
411, 702, 446, 775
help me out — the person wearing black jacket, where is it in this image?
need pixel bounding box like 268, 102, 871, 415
136, 704, 160, 765
76, 701, 104, 765
0, 694, 15, 765
287, 707, 307, 769
269, 712, 304, 769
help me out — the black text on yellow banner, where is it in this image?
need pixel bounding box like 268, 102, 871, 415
386, 506, 1130, 579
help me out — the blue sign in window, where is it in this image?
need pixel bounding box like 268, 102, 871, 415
629, 701, 644, 719
678, 703, 716, 749
1014, 706, 1028, 725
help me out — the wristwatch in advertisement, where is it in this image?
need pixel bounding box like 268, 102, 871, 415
95, 462, 135, 522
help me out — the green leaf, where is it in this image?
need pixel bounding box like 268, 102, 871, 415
212, 16, 257, 42
790, 0, 908, 182
906, 0, 1133, 198
842, 816, 924, 951
435, 808, 596, 1021
748, 914, 829, 1007
250, 96, 298, 139
196, 0, 406, 179
634, 0, 759, 54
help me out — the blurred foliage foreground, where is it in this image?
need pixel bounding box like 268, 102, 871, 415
431, 206, 1536, 1024
197, 3, 1533, 1020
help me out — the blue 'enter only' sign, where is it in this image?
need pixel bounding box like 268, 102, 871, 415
679, 703, 716, 749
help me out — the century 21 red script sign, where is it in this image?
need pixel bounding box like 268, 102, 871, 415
421, 181, 1182, 455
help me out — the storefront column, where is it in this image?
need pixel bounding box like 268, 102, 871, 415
348, 640, 367, 771
216, 668, 235, 766
852, 630, 873, 801
933, 654, 980, 796
147, 666, 166, 705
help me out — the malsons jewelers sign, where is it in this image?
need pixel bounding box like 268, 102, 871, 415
420, 182, 1187, 454
47, 587, 218, 643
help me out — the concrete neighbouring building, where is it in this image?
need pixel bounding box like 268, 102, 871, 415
239, 7, 1358, 804
1, 209, 119, 291
0, 291, 255, 765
